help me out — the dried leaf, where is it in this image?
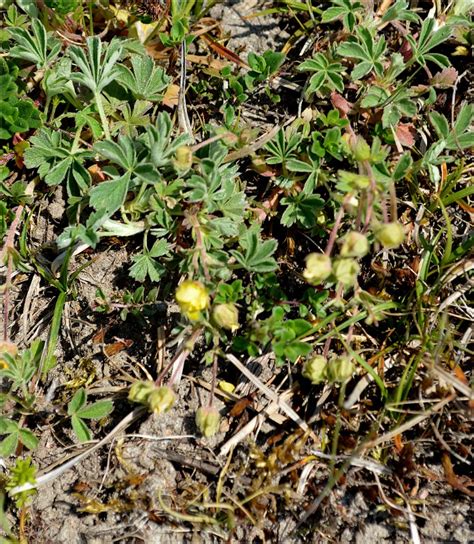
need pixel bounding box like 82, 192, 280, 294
162, 84, 180, 108
431, 67, 458, 88
395, 123, 416, 147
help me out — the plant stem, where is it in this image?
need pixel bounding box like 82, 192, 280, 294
94, 91, 110, 139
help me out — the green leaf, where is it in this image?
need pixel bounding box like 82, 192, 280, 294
129, 252, 166, 282
453, 103, 473, 136
0, 432, 18, 457
69, 37, 123, 94
393, 152, 412, 181
68, 388, 87, 415
231, 231, 278, 274
9, 18, 60, 68
94, 135, 137, 171
71, 415, 91, 442
19, 429, 39, 451
116, 54, 170, 101
321, 6, 346, 21
89, 172, 131, 215
429, 111, 449, 140
76, 399, 113, 419
337, 41, 368, 61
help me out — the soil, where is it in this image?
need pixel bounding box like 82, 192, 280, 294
1, 2, 473, 543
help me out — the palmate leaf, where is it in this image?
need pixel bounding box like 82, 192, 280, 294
94, 135, 138, 171
129, 239, 170, 282
231, 231, 277, 274
116, 54, 170, 101
89, 172, 131, 215
298, 53, 344, 95
69, 37, 123, 94
9, 18, 60, 68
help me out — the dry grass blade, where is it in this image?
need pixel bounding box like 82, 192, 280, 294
8, 407, 146, 495
225, 353, 318, 442
219, 390, 292, 457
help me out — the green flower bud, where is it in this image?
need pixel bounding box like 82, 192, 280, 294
128, 380, 155, 404
147, 386, 175, 414
340, 232, 369, 258
302, 355, 328, 384
338, 170, 370, 189
174, 145, 193, 171
328, 356, 355, 383
374, 222, 405, 249
303, 253, 332, 285
332, 258, 360, 286
212, 303, 239, 332
196, 406, 220, 437
352, 136, 371, 162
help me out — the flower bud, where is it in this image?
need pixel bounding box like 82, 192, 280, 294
338, 170, 370, 189
212, 303, 239, 332
328, 356, 355, 383
196, 406, 220, 437
351, 136, 371, 162
175, 280, 209, 320
340, 231, 369, 258
147, 386, 175, 414
128, 380, 155, 404
174, 146, 193, 171
302, 355, 328, 384
303, 253, 332, 285
374, 222, 405, 249
332, 258, 360, 286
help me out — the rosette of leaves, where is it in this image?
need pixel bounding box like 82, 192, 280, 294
0, 72, 41, 140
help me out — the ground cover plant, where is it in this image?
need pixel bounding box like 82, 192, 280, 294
0, 0, 473, 541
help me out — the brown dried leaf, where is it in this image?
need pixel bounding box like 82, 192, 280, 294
431, 67, 458, 88
395, 123, 416, 147
162, 84, 180, 108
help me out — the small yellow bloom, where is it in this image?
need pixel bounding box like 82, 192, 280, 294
128, 380, 155, 404
328, 356, 355, 383
175, 280, 209, 320
219, 380, 235, 394
333, 258, 360, 286
174, 146, 193, 171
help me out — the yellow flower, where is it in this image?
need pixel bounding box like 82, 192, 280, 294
328, 356, 355, 383
333, 258, 360, 286
175, 280, 209, 320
